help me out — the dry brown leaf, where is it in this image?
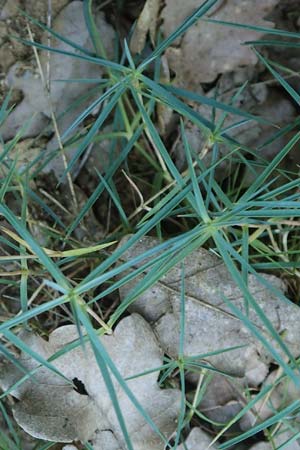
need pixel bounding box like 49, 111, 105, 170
0, 314, 181, 449
130, 0, 160, 54
118, 236, 300, 385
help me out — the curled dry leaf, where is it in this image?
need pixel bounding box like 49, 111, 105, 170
161, 0, 279, 90
118, 236, 300, 386
0, 314, 181, 450
130, 0, 161, 54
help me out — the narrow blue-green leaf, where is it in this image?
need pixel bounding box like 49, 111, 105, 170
60, 83, 127, 181
260, 178, 300, 200
164, 84, 272, 126
52, 77, 109, 84
219, 400, 300, 449
3, 329, 70, 383
0, 155, 17, 202
0, 117, 35, 165
239, 130, 300, 202
180, 120, 210, 222
216, 81, 249, 131
0, 90, 13, 127
83, 0, 107, 57
66, 126, 142, 237
99, 171, 130, 227
124, 38, 136, 69
26, 188, 66, 229
254, 49, 300, 105
61, 79, 126, 140
172, 265, 187, 449
77, 307, 168, 447
179, 263, 186, 358
0, 344, 29, 377
257, 117, 300, 152
131, 87, 185, 182
138, 0, 219, 70
78, 308, 134, 450
141, 74, 214, 132
277, 430, 300, 449
0, 402, 20, 449
17, 8, 96, 56
125, 361, 174, 381
12, 36, 128, 73
174, 367, 186, 449
0, 204, 70, 289
223, 293, 298, 383
0, 294, 67, 333
35, 442, 57, 450
203, 18, 300, 39
214, 235, 299, 384
245, 39, 300, 48
241, 225, 249, 313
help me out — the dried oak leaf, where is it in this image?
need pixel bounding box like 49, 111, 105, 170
161, 0, 279, 89
118, 236, 300, 385
0, 314, 181, 450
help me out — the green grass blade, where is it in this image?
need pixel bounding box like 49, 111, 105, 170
61, 79, 127, 140
213, 232, 299, 384
12, 35, 127, 73
239, 131, 300, 202
77, 306, 169, 448
245, 39, 300, 48
59, 83, 127, 181
253, 49, 300, 106
180, 120, 210, 222
0, 204, 70, 288
83, 0, 108, 58
0, 295, 68, 334
219, 399, 300, 449
17, 8, 96, 56
138, 0, 219, 70
66, 126, 142, 237
164, 84, 272, 126
3, 329, 70, 383
203, 18, 300, 39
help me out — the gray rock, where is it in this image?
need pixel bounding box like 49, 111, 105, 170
178, 427, 218, 449
161, 0, 279, 89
